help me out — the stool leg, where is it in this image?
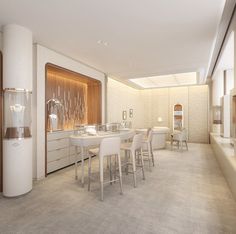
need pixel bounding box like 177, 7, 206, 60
131, 150, 137, 188
140, 148, 145, 180
185, 141, 188, 150
88, 155, 92, 191
114, 155, 117, 183
100, 156, 104, 201
171, 137, 173, 150
147, 142, 151, 171
151, 144, 155, 166
109, 156, 112, 185
125, 150, 129, 175
118, 153, 123, 195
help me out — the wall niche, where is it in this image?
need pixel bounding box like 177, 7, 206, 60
46, 64, 101, 131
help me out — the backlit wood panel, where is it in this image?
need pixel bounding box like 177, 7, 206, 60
87, 83, 102, 124
46, 64, 101, 130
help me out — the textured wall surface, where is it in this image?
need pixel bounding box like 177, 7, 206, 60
188, 86, 209, 143
107, 79, 144, 129
107, 78, 209, 143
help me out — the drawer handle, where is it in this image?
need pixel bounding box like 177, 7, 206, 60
56, 158, 61, 161
56, 148, 62, 151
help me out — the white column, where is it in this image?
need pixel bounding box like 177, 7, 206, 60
2, 24, 33, 197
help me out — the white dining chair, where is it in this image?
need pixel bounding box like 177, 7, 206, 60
120, 133, 145, 187
142, 128, 154, 170
171, 128, 188, 151
88, 137, 123, 201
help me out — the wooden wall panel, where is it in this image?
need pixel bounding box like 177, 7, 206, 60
87, 83, 102, 124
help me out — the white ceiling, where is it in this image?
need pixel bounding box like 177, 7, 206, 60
215, 31, 234, 71
0, 0, 225, 85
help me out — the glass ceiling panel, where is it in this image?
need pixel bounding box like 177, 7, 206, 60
130, 72, 197, 88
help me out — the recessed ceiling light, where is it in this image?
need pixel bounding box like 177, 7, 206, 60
97, 40, 109, 46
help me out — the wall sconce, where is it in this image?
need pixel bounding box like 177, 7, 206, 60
157, 117, 163, 123
129, 109, 133, 118
122, 111, 127, 120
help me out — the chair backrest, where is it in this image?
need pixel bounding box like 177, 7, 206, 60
99, 137, 121, 157
147, 128, 153, 142
131, 133, 143, 151
173, 128, 187, 141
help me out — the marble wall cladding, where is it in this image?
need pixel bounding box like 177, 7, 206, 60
107, 78, 209, 143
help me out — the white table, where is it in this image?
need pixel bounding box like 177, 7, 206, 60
70, 130, 135, 187
136, 127, 170, 149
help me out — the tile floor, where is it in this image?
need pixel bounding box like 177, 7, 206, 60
0, 143, 236, 234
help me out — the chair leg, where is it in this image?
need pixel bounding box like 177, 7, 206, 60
151, 146, 155, 166
114, 155, 117, 183
88, 155, 92, 191
109, 156, 112, 185
185, 141, 188, 150
181, 141, 183, 151
140, 149, 145, 180
125, 151, 129, 175
147, 142, 152, 171
117, 153, 123, 195
100, 156, 104, 201
131, 150, 137, 188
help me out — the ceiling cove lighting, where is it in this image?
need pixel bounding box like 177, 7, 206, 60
129, 72, 197, 88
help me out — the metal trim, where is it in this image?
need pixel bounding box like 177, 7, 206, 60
3, 136, 32, 140
3, 88, 32, 93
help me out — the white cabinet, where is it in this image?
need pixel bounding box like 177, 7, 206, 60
47, 130, 76, 174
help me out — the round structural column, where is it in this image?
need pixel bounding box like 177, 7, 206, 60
2, 24, 33, 197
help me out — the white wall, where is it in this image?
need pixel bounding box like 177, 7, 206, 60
226, 69, 234, 94
212, 69, 224, 106
107, 78, 209, 143
34, 44, 106, 179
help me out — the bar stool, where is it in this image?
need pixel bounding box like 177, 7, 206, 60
120, 133, 145, 187
88, 137, 123, 201
142, 128, 154, 170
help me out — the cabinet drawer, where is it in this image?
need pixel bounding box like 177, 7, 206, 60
47, 131, 74, 141
47, 148, 69, 163
47, 138, 69, 151
47, 157, 70, 173
69, 146, 81, 155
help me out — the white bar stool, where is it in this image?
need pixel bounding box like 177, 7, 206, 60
120, 133, 145, 187
142, 128, 154, 170
88, 137, 123, 201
